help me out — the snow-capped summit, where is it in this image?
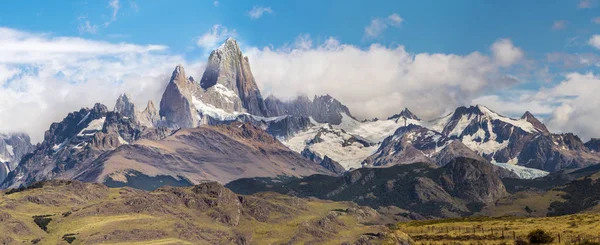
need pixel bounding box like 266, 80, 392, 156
388, 108, 420, 121
521, 111, 550, 133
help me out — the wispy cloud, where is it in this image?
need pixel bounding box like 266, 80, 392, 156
196, 24, 237, 50
248, 6, 273, 20
0, 27, 192, 142
592, 16, 600, 24
213, 1, 219, 7
578, 0, 596, 8
552, 20, 566, 31
104, 0, 121, 27
364, 13, 403, 39
78, 20, 98, 34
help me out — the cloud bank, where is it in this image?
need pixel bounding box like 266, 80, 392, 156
0, 27, 203, 142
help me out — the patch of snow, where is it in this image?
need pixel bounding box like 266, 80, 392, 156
77, 117, 106, 136
477, 105, 537, 133
52, 140, 68, 152
192, 96, 240, 121
213, 84, 238, 104
334, 113, 422, 143
448, 114, 472, 137
461, 126, 509, 155
72, 143, 86, 150
492, 161, 549, 179
426, 112, 453, 133
283, 126, 379, 169
0, 154, 9, 163
118, 136, 129, 145
77, 112, 91, 126
5, 144, 14, 156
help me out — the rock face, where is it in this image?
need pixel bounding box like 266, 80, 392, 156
227, 157, 509, 218
521, 111, 549, 133
159, 65, 198, 129
0, 133, 34, 184
585, 138, 600, 152
76, 122, 335, 189
200, 38, 268, 117
439, 158, 507, 204
114, 93, 137, 122
301, 148, 346, 175
138, 100, 161, 128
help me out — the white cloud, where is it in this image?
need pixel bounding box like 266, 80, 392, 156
592, 16, 600, 24
196, 24, 236, 50
78, 20, 98, 34
245, 36, 523, 122
491, 38, 524, 67
0, 27, 202, 142
472, 72, 600, 141
589, 35, 600, 49
248, 6, 273, 20
578, 0, 595, 8
543, 73, 600, 141
364, 13, 403, 38
104, 0, 121, 27
213, 1, 219, 7
552, 20, 566, 30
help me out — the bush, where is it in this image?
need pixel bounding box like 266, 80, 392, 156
527, 229, 554, 244
515, 238, 528, 245
32, 215, 53, 232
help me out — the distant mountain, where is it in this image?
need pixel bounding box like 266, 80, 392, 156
0, 103, 170, 189
0, 133, 34, 184
76, 122, 335, 189
282, 104, 600, 173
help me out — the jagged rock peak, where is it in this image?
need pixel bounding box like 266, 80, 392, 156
199, 37, 268, 116
171, 64, 189, 83
114, 93, 136, 119
521, 111, 549, 133
139, 100, 160, 127
388, 108, 420, 120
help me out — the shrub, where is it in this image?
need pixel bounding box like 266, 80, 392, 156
32, 215, 53, 232
527, 229, 554, 244
515, 238, 528, 245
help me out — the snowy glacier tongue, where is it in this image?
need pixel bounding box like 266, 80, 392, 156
492, 162, 549, 179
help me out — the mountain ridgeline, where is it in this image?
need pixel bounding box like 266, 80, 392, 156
1, 37, 599, 197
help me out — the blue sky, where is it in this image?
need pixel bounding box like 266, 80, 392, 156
1, 0, 600, 141
2, 1, 599, 57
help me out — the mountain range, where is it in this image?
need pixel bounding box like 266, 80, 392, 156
1, 37, 600, 192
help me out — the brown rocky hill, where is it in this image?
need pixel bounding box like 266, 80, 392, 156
76, 122, 335, 190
